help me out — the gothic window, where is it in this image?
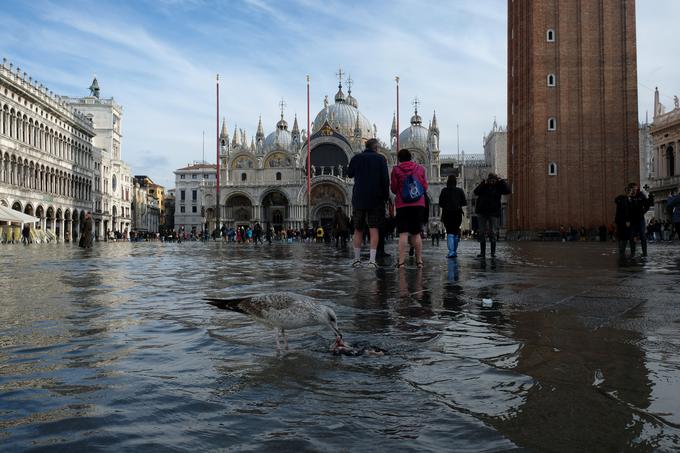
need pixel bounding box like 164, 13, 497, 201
547, 74, 556, 87
241, 173, 247, 182
548, 162, 557, 176
548, 117, 557, 131
547, 29, 555, 42
276, 172, 282, 181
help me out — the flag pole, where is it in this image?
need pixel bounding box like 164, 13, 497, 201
306, 75, 311, 227
395, 76, 400, 151
215, 74, 221, 233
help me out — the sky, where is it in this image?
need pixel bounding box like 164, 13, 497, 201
1, 0, 679, 189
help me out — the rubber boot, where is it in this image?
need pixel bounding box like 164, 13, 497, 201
478, 240, 486, 258
630, 240, 636, 257
447, 234, 456, 258
490, 240, 497, 258
641, 239, 648, 257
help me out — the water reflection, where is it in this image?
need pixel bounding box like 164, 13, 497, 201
0, 241, 679, 450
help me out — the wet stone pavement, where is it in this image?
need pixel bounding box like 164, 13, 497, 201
1, 239, 680, 452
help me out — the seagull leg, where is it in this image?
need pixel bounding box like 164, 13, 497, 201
275, 330, 281, 350
283, 329, 289, 350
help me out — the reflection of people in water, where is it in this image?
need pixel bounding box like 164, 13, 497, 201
489, 310, 653, 451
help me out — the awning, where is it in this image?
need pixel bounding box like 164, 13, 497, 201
0, 205, 40, 223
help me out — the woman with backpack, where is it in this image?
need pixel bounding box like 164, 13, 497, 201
390, 148, 429, 268
439, 175, 467, 258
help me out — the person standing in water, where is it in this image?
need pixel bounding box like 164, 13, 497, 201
439, 175, 467, 258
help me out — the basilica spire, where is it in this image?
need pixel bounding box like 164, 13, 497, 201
256, 115, 265, 140
430, 110, 439, 135
220, 117, 228, 138
334, 67, 346, 103
232, 124, 240, 147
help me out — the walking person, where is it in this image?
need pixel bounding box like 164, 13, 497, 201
80, 212, 94, 248
439, 175, 467, 258
21, 224, 30, 245
666, 188, 680, 240
628, 182, 654, 257
615, 184, 635, 258
391, 148, 429, 269
333, 207, 350, 248
429, 220, 441, 246
473, 173, 511, 258
347, 138, 390, 268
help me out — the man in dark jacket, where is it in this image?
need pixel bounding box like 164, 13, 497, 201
628, 182, 654, 257
473, 173, 511, 258
615, 184, 635, 258
347, 138, 389, 267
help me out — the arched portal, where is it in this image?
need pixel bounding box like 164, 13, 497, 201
310, 182, 347, 228
24, 204, 34, 216
261, 190, 289, 230
72, 209, 79, 239
225, 194, 253, 226
309, 143, 349, 176
56, 208, 63, 239
64, 209, 71, 241
46, 206, 54, 231
12, 201, 22, 212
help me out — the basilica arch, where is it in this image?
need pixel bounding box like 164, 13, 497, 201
225, 192, 254, 226
309, 179, 349, 229
304, 135, 353, 177
260, 189, 289, 230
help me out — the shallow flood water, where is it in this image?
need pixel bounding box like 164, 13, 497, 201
1, 240, 680, 451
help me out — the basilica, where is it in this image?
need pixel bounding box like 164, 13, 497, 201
208, 74, 445, 232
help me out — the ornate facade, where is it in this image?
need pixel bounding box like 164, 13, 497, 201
211, 74, 445, 232
0, 59, 95, 240
648, 88, 680, 219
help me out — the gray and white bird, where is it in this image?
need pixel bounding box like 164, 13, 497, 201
205, 292, 341, 350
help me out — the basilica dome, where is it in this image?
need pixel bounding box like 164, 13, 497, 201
399, 112, 429, 151
313, 88, 374, 140
264, 127, 292, 152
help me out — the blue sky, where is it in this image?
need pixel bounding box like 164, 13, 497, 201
1, 0, 678, 189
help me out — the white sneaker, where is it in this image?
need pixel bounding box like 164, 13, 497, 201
351, 259, 362, 267
366, 261, 379, 269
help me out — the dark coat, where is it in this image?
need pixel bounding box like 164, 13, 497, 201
628, 191, 653, 222
474, 179, 511, 217
347, 149, 389, 210
439, 187, 467, 213
615, 195, 632, 240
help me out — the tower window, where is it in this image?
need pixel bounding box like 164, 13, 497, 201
547, 29, 555, 42
548, 117, 557, 131
547, 74, 556, 86
241, 173, 247, 181
276, 172, 282, 181
548, 162, 557, 176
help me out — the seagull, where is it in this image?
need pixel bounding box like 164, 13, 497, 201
205, 292, 341, 350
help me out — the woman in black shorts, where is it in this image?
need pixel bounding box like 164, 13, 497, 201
390, 149, 429, 268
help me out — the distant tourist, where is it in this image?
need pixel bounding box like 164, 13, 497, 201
333, 207, 350, 248
347, 138, 390, 268
80, 212, 94, 248
21, 224, 30, 245
391, 148, 428, 268
438, 175, 467, 258
473, 173, 511, 258
666, 188, 680, 240
628, 182, 654, 257
614, 184, 635, 258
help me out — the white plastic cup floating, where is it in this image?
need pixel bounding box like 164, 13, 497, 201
482, 298, 493, 308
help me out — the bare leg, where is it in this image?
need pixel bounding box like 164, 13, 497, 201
369, 227, 379, 250
413, 233, 423, 265
398, 232, 409, 264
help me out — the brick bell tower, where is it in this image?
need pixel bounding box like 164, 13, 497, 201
507, 0, 639, 234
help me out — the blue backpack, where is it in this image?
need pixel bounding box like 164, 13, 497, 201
401, 169, 425, 202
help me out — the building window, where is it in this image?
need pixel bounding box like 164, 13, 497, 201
547, 29, 555, 42
241, 173, 247, 181
180, 206, 185, 213
192, 206, 197, 213
192, 190, 197, 201
180, 175, 185, 179
192, 174, 197, 179
548, 162, 557, 176
547, 74, 556, 86
548, 117, 557, 131
667, 146, 676, 177
276, 172, 282, 181
180, 190, 185, 201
